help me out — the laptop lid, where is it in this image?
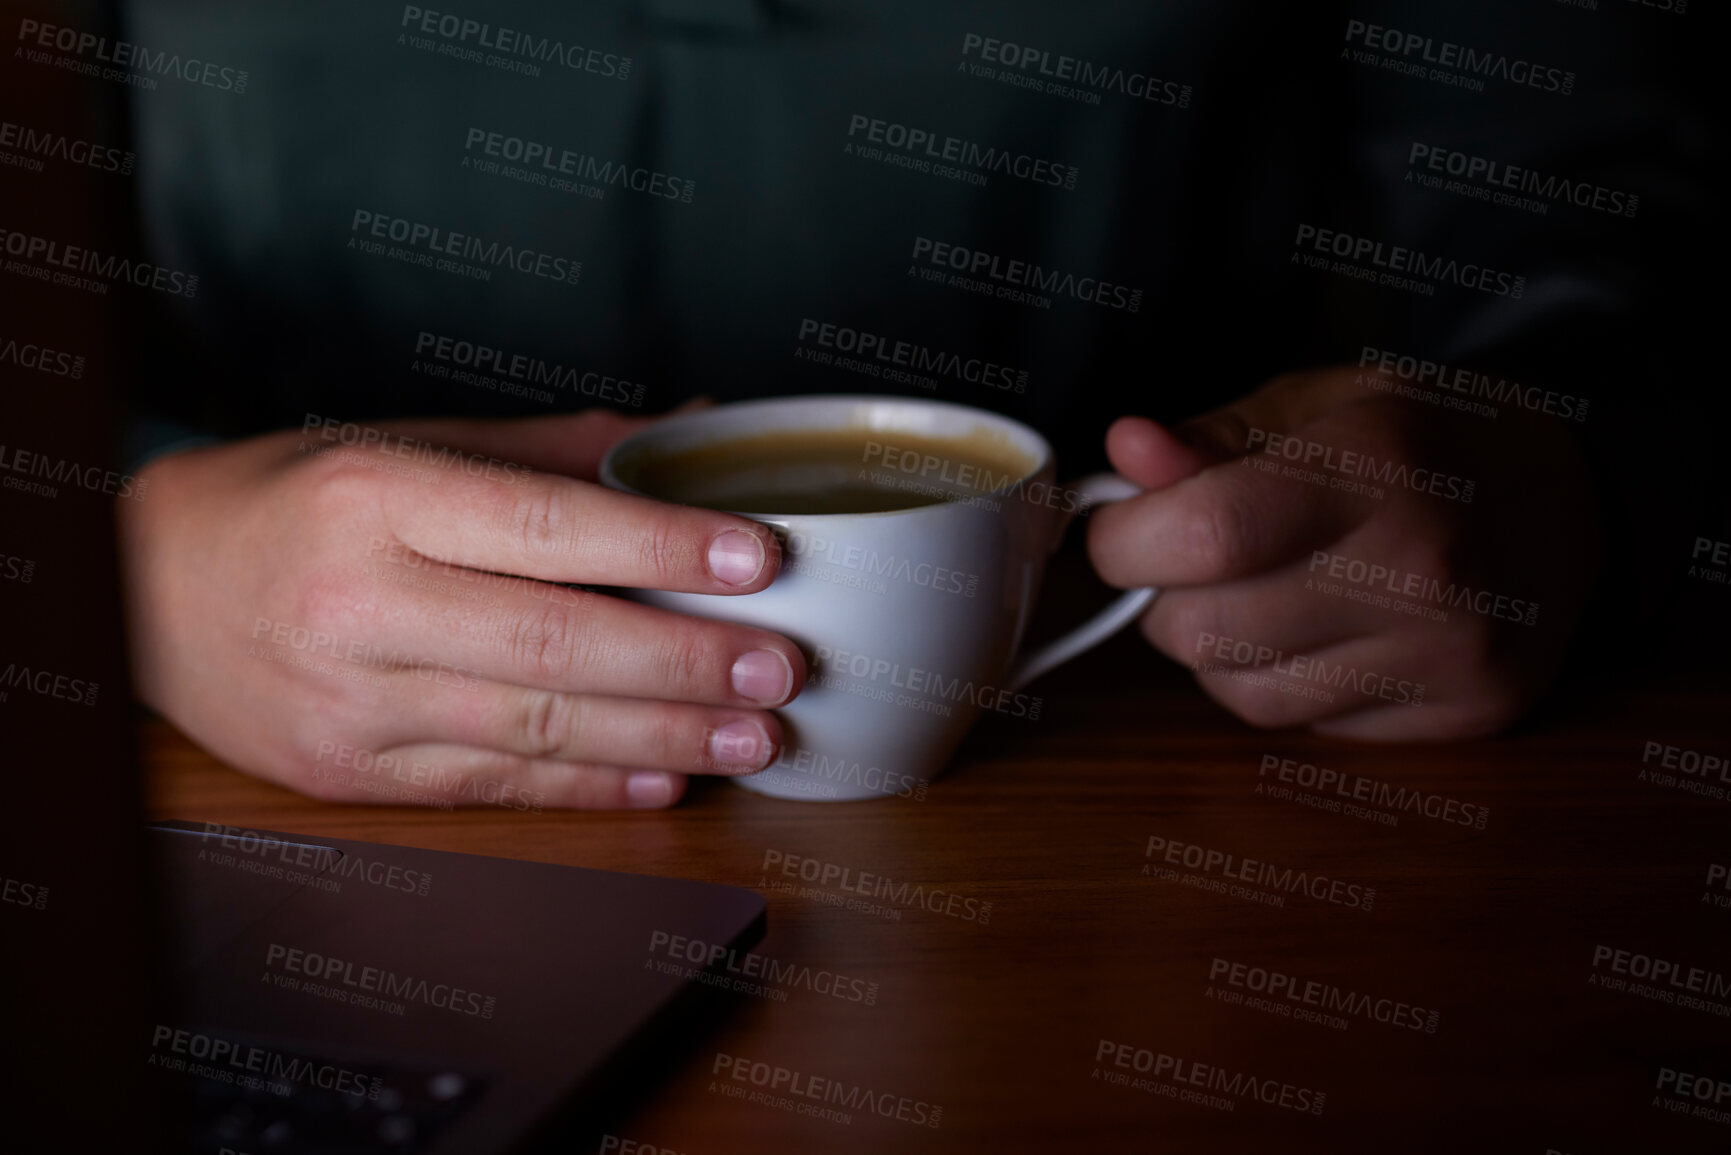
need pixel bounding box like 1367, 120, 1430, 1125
147, 820, 766, 1154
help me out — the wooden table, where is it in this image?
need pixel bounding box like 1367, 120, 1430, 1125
144, 629, 1731, 1155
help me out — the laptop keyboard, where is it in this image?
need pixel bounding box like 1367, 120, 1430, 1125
157, 1032, 488, 1154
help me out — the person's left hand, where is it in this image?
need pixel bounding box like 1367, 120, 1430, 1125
1086, 366, 1599, 739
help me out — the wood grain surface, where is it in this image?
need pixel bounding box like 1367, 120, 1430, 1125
143, 620, 1731, 1155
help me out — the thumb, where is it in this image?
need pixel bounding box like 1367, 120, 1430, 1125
1129, 367, 1367, 480
667, 394, 717, 415
377, 408, 649, 481
378, 397, 725, 483
1104, 416, 1217, 491
548, 394, 720, 476
503, 395, 722, 474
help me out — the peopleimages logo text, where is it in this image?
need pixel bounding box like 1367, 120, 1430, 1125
0, 120, 134, 174
761, 850, 993, 923
1246, 426, 1475, 504
796, 317, 1027, 393
0, 228, 198, 297
1, 875, 49, 911
1209, 957, 1441, 1033
1306, 550, 1535, 627
1194, 630, 1426, 707
712, 1053, 942, 1128
960, 34, 1192, 107
463, 128, 693, 202
399, 6, 629, 78
1359, 345, 1588, 421
0, 335, 83, 379
1145, 835, 1375, 911
810, 641, 1042, 720
150, 1026, 382, 1098
0, 443, 144, 499
16, 18, 250, 92
0, 662, 99, 706
198, 822, 434, 896
1259, 753, 1490, 829
415, 331, 641, 406
1294, 224, 1524, 298
648, 931, 880, 1004
265, 943, 497, 1018
910, 236, 1142, 312
1094, 1040, 1326, 1114
1342, 20, 1575, 95
1407, 143, 1636, 218
846, 114, 1078, 189
1593, 944, 1731, 995
763, 744, 931, 800
349, 210, 580, 284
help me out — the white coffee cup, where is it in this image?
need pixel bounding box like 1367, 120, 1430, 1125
600, 395, 1157, 801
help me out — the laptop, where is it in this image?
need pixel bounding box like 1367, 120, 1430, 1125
7, 7, 763, 1143
144, 820, 765, 1154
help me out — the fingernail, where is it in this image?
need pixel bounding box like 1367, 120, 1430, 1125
708, 530, 766, 587
627, 771, 674, 808
709, 720, 772, 771
731, 649, 793, 705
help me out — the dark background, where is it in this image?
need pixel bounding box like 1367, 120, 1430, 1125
1, 1, 1724, 1150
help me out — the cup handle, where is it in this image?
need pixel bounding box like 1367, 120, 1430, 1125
1008, 473, 1159, 691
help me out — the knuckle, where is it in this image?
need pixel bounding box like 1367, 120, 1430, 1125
288, 740, 358, 801
514, 483, 573, 559
1181, 500, 1250, 576
1435, 612, 1503, 686
519, 689, 576, 758
1228, 686, 1297, 729
507, 601, 584, 682
646, 711, 693, 766
657, 621, 716, 695
1085, 511, 1138, 589
298, 766, 354, 803
636, 511, 691, 588
1150, 596, 1212, 658
576, 408, 632, 435
1209, 411, 1253, 455
561, 765, 633, 809
302, 458, 379, 517
293, 568, 371, 635
290, 696, 349, 751
1400, 538, 1455, 589
1456, 605, 1498, 655
1182, 410, 1249, 458
1342, 405, 1426, 468
1137, 610, 1167, 655
1449, 693, 1527, 739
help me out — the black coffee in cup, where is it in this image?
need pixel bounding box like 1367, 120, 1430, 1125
625, 427, 1034, 515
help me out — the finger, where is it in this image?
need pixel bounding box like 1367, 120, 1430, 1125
1307, 638, 1528, 741
379, 399, 717, 479
1173, 369, 1366, 460
1140, 563, 1379, 666
1309, 695, 1520, 742
399, 680, 784, 774
1106, 370, 1365, 491
378, 409, 656, 479
1105, 416, 1216, 491
312, 743, 690, 809
1188, 634, 1394, 730
1087, 452, 1373, 588
356, 580, 803, 706
368, 456, 783, 593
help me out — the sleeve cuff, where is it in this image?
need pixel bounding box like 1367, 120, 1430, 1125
123, 418, 220, 476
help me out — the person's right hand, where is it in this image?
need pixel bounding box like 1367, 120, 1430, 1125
118, 409, 806, 809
